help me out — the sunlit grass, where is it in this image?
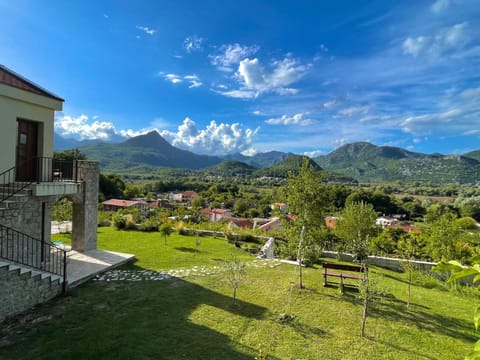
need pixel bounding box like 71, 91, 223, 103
3, 229, 476, 359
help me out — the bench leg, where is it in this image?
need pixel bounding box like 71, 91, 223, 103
340, 276, 344, 295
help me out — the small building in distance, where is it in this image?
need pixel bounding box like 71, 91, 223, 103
102, 199, 148, 212
201, 208, 233, 222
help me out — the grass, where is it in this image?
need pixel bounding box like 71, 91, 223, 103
1, 228, 478, 359
53, 226, 252, 270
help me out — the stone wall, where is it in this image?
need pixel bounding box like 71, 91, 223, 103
0, 264, 62, 323
71, 161, 99, 252
0, 194, 55, 241
322, 251, 437, 272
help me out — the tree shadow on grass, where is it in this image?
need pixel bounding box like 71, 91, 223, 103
372, 298, 477, 342
0, 276, 280, 360
365, 336, 439, 360
174, 246, 204, 254
341, 290, 474, 343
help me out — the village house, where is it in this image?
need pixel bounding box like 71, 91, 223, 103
376, 216, 398, 228
201, 208, 233, 222
256, 217, 282, 231
148, 198, 173, 209
102, 198, 148, 212
227, 218, 253, 229
0, 65, 132, 322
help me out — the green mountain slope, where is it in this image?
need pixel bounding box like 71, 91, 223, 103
225, 151, 290, 168
465, 150, 480, 162
205, 160, 258, 177
314, 142, 480, 184
254, 154, 322, 178
79, 131, 222, 171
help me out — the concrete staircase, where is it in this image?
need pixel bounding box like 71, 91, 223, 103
0, 259, 64, 322
0, 259, 63, 284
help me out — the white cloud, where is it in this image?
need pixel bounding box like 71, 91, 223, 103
136, 26, 156, 35
322, 100, 337, 109
218, 56, 309, 99
401, 108, 463, 133
160, 117, 258, 155
265, 113, 313, 126
210, 43, 259, 71
402, 22, 469, 57
359, 115, 392, 122
338, 105, 369, 116
54, 113, 141, 141
252, 110, 265, 116
183, 35, 204, 53
162, 73, 202, 88
165, 73, 182, 84
304, 150, 324, 158
431, 0, 450, 13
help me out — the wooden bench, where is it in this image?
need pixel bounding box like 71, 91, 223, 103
322, 262, 367, 290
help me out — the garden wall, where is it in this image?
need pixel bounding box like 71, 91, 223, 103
322, 251, 437, 272
0, 263, 62, 323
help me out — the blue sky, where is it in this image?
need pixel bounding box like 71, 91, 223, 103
1, 0, 479, 156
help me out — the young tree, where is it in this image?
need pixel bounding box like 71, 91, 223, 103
159, 223, 172, 245
334, 201, 378, 261
281, 159, 329, 269
223, 255, 247, 305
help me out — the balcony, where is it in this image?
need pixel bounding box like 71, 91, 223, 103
31, 157, 81, 196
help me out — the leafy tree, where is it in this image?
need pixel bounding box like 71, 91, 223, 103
370, 227, 405, 256
345, 189, 373, 207
159, 223, 172, 245
334, 201, 378, 261
424, 213, 475, 263
53, 148, 86, 161
234, 198, 250, 217
424, 203, 456, 223
281, 159, 329, 267
99, 174, 126, 200
52, 197, 72, 223
223, 255, 247, 305
124, 185, 143, 199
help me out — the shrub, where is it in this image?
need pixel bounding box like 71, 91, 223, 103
138, 218, 159, 232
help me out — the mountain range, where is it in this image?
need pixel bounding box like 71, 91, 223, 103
56, 131, 480, 184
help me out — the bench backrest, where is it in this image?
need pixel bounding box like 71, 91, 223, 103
322, 262, 366, 272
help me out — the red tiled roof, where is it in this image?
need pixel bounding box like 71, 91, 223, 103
228, 218, 253, 228
182, 191, 198, 197
0, 65, 64, 101
287, 214, 298, 221
102, 199, 140, 207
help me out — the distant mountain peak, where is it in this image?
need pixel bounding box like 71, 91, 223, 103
123, 130, 171, 149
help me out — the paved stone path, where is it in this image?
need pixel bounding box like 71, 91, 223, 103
92, 259, 282, 282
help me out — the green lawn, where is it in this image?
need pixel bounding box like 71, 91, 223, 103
53, 226, 252, 270
1, 228, 478, 359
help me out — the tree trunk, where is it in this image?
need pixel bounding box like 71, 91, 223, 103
299, 258, 303, 289
407, 262, 412, 308
361, 285, 368, 337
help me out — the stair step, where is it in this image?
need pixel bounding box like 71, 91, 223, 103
0, 259, 64, 283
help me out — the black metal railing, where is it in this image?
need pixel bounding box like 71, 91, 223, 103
0, 223, 67, 292
0, 157, 78, 204
0, 161, 32, 204
36, 157, 78, 183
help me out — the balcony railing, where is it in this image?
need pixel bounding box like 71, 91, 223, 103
0, 157, 78, 204
36, 157, 79, 183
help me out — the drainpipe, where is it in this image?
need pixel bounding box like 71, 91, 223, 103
41, 201, 45, 265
